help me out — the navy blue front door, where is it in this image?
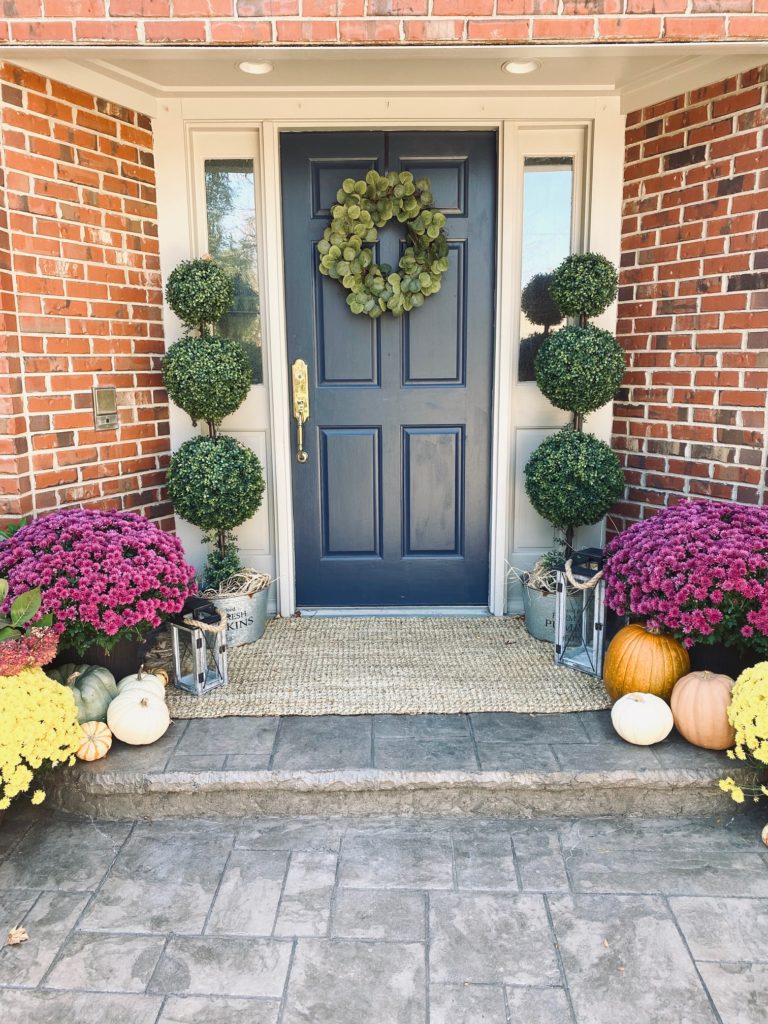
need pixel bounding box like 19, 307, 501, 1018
281, 131, 496, 606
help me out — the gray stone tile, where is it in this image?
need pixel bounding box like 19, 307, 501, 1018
476, 743, 560, 771
237, 818, 346, 853
0, 818, 130, 891
562, 835, 768, 898
225, 754, 276, 769
82, 728, 184, 774
559, 816, 757, 855
281, 938, 426, 1024
165, 753, 227, 771
505, 986, 571, 1023
206, 849, 288, 936
0, 891, 89, 987
577, 710, 614, 743
429, 893, 559, 986
669, 896, 768, 962
374, 714, 471, 739
82, 830, 232, 933
430, 983, 508, 1023
176, 717, 278, 758
159, 995, 280, 1024
46, 931, 166, 993
549, 894, 716, 1024
331, 890, 425, 940
510, 824, 570, 893
0, 989, 162, 1023
698, 961, 768, 1024
453, 834, 518, 891
0, 889, 38, 935
274, 850, 337, 937
554, 742, 660, 771
340, 833, 453, 889
149, 936, 292, 998
271, 716, 372, 770
653, 742, 728, 769
374, 735, 478, 770
470, 713, 589, 745
0, 809, 34, 859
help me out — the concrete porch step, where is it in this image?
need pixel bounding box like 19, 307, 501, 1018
49, 762, 736, 820
46, 710, 742, 819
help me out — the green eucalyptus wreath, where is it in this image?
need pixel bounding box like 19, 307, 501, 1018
317, 170, 449, 319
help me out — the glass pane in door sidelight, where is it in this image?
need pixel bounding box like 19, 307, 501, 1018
204, 158, 262, 384
518, 157, 574, 382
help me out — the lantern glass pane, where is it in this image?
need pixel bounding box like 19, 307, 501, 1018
554, 550, 606, 678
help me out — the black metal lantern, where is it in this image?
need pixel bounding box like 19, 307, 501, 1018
554, 547, 606, 677
169, 597, 228, 697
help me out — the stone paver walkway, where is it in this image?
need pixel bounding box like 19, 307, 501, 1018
0, 805, 766, 1023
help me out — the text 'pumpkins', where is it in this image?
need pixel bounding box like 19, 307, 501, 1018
603, 624, 690, 704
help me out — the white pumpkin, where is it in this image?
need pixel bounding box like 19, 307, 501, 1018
611, 692, 674, 746
116, 666, 167, 701
107, 691, 170, 746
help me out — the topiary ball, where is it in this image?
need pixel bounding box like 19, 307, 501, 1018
521, 273, 563, 330
518, 333, 546, 383
524, 428, 624, 529
163, 334, 251, 426
166, 258, 233, 329
550, 252, 618, 319
534, 325, 625, 414
167, 435, 265, 533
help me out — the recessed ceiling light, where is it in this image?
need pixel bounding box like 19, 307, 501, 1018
238, 61, 274, 76
502, 59, 541, 76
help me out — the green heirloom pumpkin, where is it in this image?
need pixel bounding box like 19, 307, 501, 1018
47, 664, 118, 724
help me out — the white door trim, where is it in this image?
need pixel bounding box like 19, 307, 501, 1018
156, 98, 622, 618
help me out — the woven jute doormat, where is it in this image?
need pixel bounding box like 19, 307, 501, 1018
163, 616, 611, 719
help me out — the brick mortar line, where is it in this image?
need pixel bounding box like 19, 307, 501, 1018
0, 126, 37, 517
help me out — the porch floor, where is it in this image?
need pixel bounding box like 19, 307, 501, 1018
48, 711, 740, 821
0, 802, 766, 1024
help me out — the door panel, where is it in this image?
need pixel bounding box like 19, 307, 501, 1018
281, 131, 496, 606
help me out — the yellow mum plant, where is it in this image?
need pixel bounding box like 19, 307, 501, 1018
719, 661, 768, 805
0, 666, 81, 810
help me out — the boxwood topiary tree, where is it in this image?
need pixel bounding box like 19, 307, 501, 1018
518, 272, 563, 382
525, 252, 625, 555
164, 257, 265, 590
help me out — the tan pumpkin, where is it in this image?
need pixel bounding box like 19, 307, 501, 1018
603, 624, 690, 704
76, 721, 113, 761
671, 670, 736, 750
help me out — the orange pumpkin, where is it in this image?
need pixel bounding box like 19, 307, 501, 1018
75, 721, 113, 762
671, 670, 736, 750
603, 624, 690, 704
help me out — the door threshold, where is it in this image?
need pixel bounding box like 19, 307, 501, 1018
296, 606, 492, 618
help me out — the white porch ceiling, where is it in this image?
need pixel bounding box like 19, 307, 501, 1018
3, 43, 766, 116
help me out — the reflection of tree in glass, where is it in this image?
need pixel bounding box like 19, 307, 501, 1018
205, 164, 262, 383
518, 272, 563, 382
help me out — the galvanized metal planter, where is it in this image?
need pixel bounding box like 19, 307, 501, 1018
209, 587, 269, 648
522, 583, 583, 644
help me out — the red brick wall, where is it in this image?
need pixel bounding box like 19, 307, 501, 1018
0, 62, 173, 530
0, 2, 766, 45
612, 64, 768, 530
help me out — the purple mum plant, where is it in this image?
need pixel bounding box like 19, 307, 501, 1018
0, 509, 197, 656
605, 499, 768, 653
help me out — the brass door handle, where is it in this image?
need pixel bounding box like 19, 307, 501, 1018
291, 359, 310, 464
